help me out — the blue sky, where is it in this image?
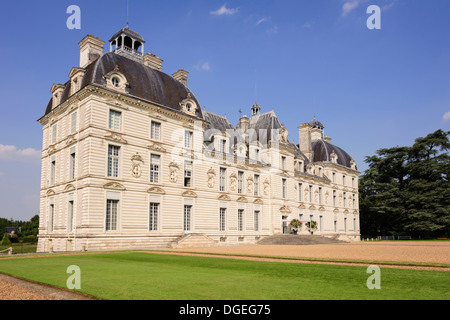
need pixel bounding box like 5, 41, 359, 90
0, 0, 449, 221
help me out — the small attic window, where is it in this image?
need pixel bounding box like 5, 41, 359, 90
111, 77, 120, 87
186, 103, 192, 112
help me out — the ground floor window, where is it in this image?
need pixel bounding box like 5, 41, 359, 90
184, 205, 192, 232
219, 208, 226, 231
254, 210, 260, 231
149, 203, 159, 231
106, 199, 119, 231
238, 209, 244, 232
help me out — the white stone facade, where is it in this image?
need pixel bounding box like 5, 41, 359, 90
37, 29, 360, 253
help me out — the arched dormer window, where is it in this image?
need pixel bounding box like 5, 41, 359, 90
180, 94, 198, 116
104, 66, 129, 93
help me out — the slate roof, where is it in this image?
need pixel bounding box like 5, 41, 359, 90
109, 27, 145, 43
43, 52, 202, 119
311, 139, 355, 169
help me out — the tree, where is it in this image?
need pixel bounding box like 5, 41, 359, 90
359, 130, 450, 238
0, 233, 11, 246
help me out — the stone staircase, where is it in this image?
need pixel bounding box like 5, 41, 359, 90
171, 233, 217, 249
257, 234, 349, 245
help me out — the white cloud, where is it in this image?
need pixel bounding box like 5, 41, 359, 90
194, 61, 211, 71
210, 4, 239, 16
256, 17, 269, 26
342, 0, 360, 16
302, 22, 312, 29
0, 144, 41, 162
443, 111, 450, 121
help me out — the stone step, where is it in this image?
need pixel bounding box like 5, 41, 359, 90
171, 233, 217, 249
257, 234, 349, 245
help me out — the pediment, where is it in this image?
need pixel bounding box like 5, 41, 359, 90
64, 184, 75, 192
333, 208, 340, 213
218, 194, 231, 201
182, 190, 198, 198
46, 189, 56, 196
280, 205, 291, 213
147, 187, 165, 194
309, 205, 316, 210
318, 206, 325, 211
254, 198, 264, 205
298, 203, 306, 209
237, 196, 248, 203
103, 182, 126, 191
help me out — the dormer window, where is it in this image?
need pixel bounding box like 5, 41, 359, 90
180, 95, 198, 116
111, 77, 120, 87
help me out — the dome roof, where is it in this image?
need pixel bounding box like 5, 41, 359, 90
44, 52, 202, 118
311, 139, 356, 169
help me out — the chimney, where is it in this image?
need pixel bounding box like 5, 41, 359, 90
144, 53, 164, 71
237, 115, 250, 133
79, 35, 105, 68
298, 123, 313, 161
172, 69, 189, 87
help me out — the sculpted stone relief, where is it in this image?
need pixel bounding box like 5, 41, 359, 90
169, 162, 179, 183
131, 153, 143, 178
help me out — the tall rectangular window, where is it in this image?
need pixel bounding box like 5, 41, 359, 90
319, 187, 323, 205
68, 201, 74, 232
51, 124, 57, 144
254, 174, 260, 196
150, 154, 160, 183
332, 172, 336, 183
151, 121, 161, 140
298, 183, 303, 201
108, 145, 120, 177
220, 139, 226, 153
184, 205, 192, 231
184, 160, 193, 187
282, 179, 287, 198
149, 203, 159, 231
281, 156, 286, 170
219, 208, 226, 231
109, 110, 121, 131
50, 159, 56, 186
48, 204, 54, 233
184, 130, 193, 149
71, 112, 77, 134
219, 168, 226, 192
254, 210, 260, 231
238, 209, 244, 232
237, 171, 244, 194
333, 190, 337, 207
353, 193, 356, 209
343, 192, 347, 208
343, 175, 346, 186
309, 185, 313, 203
69, 151, 76, 180
106, 199, 119, 231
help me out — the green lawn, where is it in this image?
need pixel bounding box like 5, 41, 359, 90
0, 252, 448, 300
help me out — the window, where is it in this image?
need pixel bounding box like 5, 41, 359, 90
343, 175, 346, 186
69, 151, 76, 180
150, 154, 160, 183
343, 192, 347, 208
71, 112, 77, 134
219, 208, 226, 231
51, 124, 57, 144
106, 199, 119, 231
50, 159, 56, 186
220, 139, 226, 153
319, 187, 323, 205
332, 172, 336, 183
333, 190, 337, 207
68, 201, 74, 232
149, 203, 159, 231
254, 175, 260, 196
254, 210, 260, 231
298, 183, 303, 201
151, 121, 161, 140
184, 130, 193, 149
238, 209, 244, 232
237, 171, 244, 194
184, 161, 193, 187
352, 177, 355, 188
353, 193, 356, 209
184, 205, 192, 231
309, 185, 313, 203
344, 217, 347, 232
108, 145, 120, 177
254, 148, 260, 161
282, 179, 287, 198
111, 77, 120, 87
354, 217, 357, 232
299, 211, 303, 231
109, 110, 121, 131
281, 156, 286, 170
219, 168, 226, 192
48, 204, 54, 233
